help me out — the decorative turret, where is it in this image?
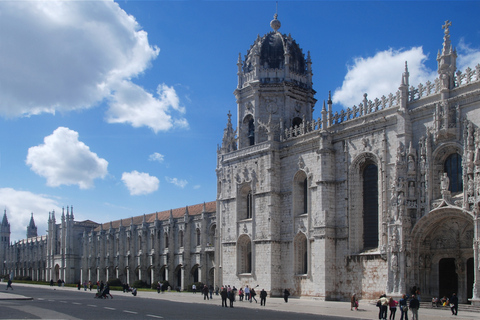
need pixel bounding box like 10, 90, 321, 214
437, 20, 457, 92
27, 212, 38, 238
1, 209, 10, 244
220, 111, 237, 154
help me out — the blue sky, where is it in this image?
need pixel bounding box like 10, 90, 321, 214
1, 0, 479, 241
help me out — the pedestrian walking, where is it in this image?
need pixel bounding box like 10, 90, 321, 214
202, 284, 209, 300
399, 294, 409, 320
283, 288, 290, 302
192, 283, 196, 294
409, 294, 419, 320
389, 297, 398, 320
228, 288, 235, 308
6, 278, 13, 290
250, 287, 257, 303
351, 293, 358, 311
260, 289, 267, 306
221, 287, 228, 307
450, 292, 458, 316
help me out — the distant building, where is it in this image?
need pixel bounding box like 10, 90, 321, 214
1, 16, 480, 306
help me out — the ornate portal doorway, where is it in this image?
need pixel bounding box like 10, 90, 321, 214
411, 207, 474, 303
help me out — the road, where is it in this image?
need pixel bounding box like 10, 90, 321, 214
0, 285, 354, 320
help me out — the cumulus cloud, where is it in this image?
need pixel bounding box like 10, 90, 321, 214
0, 188, 61, 241
165, 177, 188, 188
122, 170, 159, 195
457, 38, 480, 72
148, 152, 165, 163
106, 82, 188, 133
333, 47, 437, 108
26, 127, 108, 189
0, 1, 187, 132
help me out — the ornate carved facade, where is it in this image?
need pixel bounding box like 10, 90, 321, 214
1, 16, 480, 305
216, 16, 480, 304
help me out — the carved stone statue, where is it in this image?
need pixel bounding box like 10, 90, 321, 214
441, 173, 450, 192
407, 155, 415, 172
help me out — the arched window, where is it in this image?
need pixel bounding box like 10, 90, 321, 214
248, 118, 255, 146
238, 185, 253, 220
237, 235, 252, 274
179, 230, 184, 248
294, 233, 308, 274
293, 171, 308, 215
196, 229, 201, 246
246, 191, 253, 219
208, 224, 216, 246
363, 163, 378, 250
444, 153, 463, 193
292, 117, 302, 128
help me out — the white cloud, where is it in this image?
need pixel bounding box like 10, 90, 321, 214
149, 152, 165, 163
193, 185, 201, 190
333, 47, 437, 108
165, 177, 188, 188
0, 188, 61, 241
122, 170, 159, 195
457, 38, 480, 72
0, 1, 187, 132
106, 82, 188, 133
26, 127, 108, 189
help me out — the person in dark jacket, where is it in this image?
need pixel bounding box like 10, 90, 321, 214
228, 289, 235, 307
260, 289, 267, 306
409, 294, 419, 320
220, 287, 228, 307
283, 289, 290, 302
450, 293, 458, 316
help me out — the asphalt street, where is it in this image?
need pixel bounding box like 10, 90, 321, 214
1, 283, 479, 319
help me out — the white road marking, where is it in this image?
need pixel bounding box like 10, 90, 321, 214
146, 315, 164, 319
72, 302, 81, 305
87, 304, 97, 307
104, 307, 116, 310
123, 310, 138, 314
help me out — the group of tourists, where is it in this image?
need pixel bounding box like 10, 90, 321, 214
374, 293, 419, 320
431, 293, 458, 316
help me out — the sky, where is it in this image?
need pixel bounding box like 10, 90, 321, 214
0, 0, 479, 242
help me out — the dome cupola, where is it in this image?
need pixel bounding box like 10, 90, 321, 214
237, 13, 312, 89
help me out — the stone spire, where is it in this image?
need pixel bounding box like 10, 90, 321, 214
27, 212, 38, 238
220, 111, 237, 154
437, 20, 457, 91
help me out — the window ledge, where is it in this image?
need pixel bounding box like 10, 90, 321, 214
295, 273, 308, 278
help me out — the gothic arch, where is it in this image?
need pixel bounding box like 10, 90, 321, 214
294, 232, 308, 275
240, 114, 255, 148
237, 184, 253, 221
348, 152, 382, 253
237, 234, 252, 274
411, 206, 474, 302
431, 142, 463, 198
293, 170, 308, 216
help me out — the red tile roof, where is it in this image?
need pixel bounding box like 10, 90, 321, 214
94, 201, 216, 231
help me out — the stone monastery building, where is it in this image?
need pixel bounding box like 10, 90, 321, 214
1, 15, 480, 305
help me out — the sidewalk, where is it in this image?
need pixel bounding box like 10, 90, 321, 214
2, 283, 477, 319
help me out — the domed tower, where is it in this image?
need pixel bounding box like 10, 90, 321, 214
234, 13, 316, 148
216, 13, 317, 295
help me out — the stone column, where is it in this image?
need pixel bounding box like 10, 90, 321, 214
470, 213, 480, 305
